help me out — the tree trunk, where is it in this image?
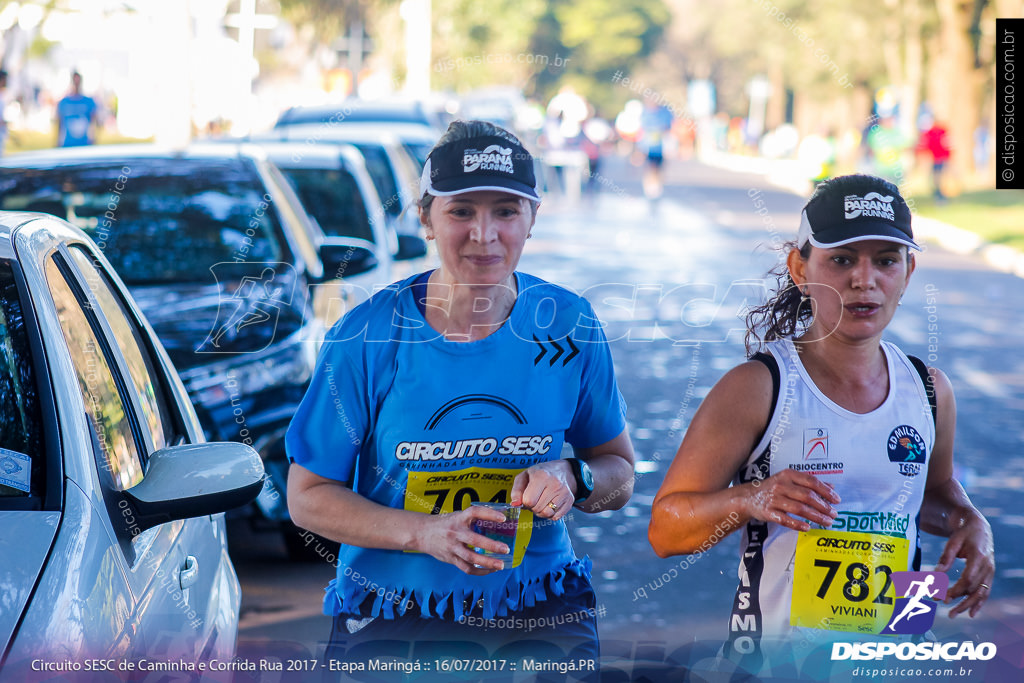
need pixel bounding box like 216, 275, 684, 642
932, 0, 985, 188
902, 0, 925, 135
882, 0, 906, 104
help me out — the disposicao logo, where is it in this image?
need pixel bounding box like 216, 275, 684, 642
844, 192, 895, 220
831, 641, 997, 662
881, 571, 948, 634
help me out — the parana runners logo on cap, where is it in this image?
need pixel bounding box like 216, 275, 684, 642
463, 144, 515, 174
844, 192, 895, 220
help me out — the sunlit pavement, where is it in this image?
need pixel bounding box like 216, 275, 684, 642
229, 154, 1024, 680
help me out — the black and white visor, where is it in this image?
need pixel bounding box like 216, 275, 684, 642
420, 135, 541, 201
798, 176, 920, 251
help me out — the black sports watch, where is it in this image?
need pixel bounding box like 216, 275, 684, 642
566, 457, 594, 505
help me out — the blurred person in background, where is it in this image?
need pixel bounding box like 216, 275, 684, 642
287, 120, 635, 678
916, 114, 952, 201
672, 117, 696, 160
56, 71, 98, 147
863, 114, 908, 183
797, 128, 837, 186
973, 123, 991, 176
637, 95, 673, 204
614, 99, 642, 147
542, 86, 591, 198
581, 112, 613, 194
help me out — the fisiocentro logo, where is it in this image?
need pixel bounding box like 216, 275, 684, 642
831, 641, 996, 662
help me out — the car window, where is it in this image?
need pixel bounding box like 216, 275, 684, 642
403, 142, 430, 170
353, 144, 402, 218
0, 259, 46, 503
66, 246, 181, 451
389, 146, 422, 198
46, 256, 144, 491
279, 167, 374, 243
0, 159, 288, 284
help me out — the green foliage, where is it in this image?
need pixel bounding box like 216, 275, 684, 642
26, 33, 56, 60
914, 190, 1024, 252
691, 0, 889, 92
432, 0, 547, 90
556, 0, 668, 68
431, 0, 669, 109
277, 0, 362, 46
549, 0, 669, 109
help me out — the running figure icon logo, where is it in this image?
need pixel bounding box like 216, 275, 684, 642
881, 571, 949, 634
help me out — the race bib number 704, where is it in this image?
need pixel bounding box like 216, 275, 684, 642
404, 467, 533, 567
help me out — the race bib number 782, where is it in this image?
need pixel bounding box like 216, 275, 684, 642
791, 529, 909, 634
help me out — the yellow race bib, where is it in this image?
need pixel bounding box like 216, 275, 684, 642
791, 529, 908, 634
404, 467, 533, 567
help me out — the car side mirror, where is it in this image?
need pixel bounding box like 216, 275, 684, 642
123, 442, 265, 532
319, 240, 378, 279
395, 234, 428, 261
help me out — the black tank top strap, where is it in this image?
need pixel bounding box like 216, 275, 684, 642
906, 353, 935, 572
749, 351, 780, 451
906, 354, 937, 426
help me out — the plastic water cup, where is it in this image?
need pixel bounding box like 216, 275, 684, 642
470, 502, 519, 569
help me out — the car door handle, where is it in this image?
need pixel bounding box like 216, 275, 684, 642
179, 555, 199, 590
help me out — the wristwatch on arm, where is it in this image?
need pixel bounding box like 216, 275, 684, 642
566, 457, 594, 506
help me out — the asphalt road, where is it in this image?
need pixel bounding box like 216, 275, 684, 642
228, 155, 1024, 682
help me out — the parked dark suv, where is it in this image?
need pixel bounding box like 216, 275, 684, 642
0, 143, 377, 557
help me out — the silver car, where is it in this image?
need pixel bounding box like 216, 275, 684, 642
0, 211, 264, 676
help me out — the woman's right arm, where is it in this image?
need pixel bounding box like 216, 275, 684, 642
648, 360, 840, 557
287, 463, 511, 575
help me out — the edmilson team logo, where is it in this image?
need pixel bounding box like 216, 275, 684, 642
881, 571, 949, 634
462, 145, 514, 174
844, 192, 896, 220
887, 425, 926, 477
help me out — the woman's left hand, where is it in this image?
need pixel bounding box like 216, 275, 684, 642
510, 461, 575, 521
936, 512, 995, 618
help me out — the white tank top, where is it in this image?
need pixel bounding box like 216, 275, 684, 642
725, 338, 935, 665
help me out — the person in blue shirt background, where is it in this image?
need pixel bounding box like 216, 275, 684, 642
638, 96, 674, 204
55, 71, 97, 147
286, 119, 636, 678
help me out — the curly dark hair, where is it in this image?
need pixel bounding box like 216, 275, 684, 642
744, 240, 812, 355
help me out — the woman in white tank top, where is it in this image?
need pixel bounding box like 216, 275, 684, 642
648, 174, 994, 675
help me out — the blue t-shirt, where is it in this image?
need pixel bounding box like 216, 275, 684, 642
286, 271, 627, 620
640, 105, 673, 155
57, 95, 97, 147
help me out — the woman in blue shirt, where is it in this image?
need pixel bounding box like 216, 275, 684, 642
286, 120, 635, 677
